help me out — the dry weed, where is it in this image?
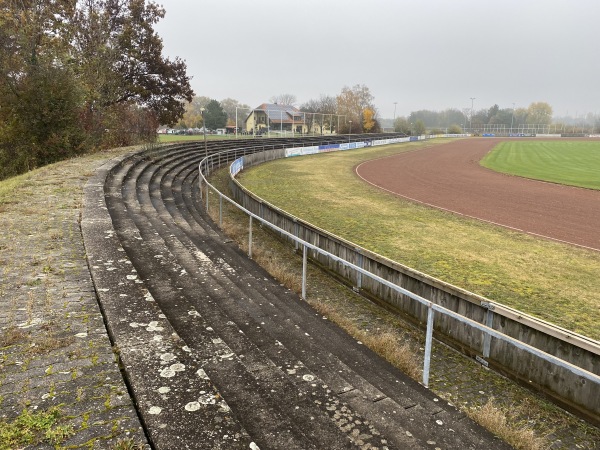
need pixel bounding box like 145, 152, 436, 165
310, 300, 421, 379
0, 326, 28, 347
468, 398, 548, 450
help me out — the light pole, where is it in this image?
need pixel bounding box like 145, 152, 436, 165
348, 120, 352, 142
235, 106, 250, 138
200, 108, 207, 157
470, 97, 475, 132
393, 102, 397, 121
510, 103, 515, 134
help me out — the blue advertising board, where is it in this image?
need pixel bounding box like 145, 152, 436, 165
230, 157, 244, 176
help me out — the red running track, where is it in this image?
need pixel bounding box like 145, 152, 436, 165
355, 138, 600, 251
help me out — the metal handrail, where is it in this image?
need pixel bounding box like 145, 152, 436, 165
198, 146, 600, 390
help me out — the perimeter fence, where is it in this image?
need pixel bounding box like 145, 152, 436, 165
197, 136, 600, 425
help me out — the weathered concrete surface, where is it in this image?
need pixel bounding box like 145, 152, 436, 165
0, 154, 148, 449
81, 140, 513, 449
82, 155, 252, 449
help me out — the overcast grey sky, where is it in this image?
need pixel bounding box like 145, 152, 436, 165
154, 0, 600, 119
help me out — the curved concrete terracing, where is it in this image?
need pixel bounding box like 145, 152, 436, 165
82, 138, 511, 449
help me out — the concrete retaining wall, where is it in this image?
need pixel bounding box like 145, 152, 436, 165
229, 148, 600, 424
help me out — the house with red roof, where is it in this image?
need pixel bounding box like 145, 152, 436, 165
244, 103, 307, 135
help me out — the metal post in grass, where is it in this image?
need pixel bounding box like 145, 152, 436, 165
423, 303, 435, 388
219, 194, 223, 228
248, 216, 253, 258
206, 182, 209, 211
302, 244, 308, 300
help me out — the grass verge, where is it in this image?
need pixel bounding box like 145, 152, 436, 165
236, 140, 600, 340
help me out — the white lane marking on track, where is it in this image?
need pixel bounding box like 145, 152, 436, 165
354, 160, 600, 253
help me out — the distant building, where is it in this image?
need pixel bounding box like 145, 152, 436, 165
245, 103, 307, 134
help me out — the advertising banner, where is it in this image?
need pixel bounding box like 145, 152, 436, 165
230, 157, 244, 176
285, 146, 320, 157
318, 144, 341, 152
285, 148, 301, 157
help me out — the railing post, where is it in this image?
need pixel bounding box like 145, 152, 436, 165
355, 249, 363, 291
302, 244, 308, 300
219, 194, 223, 228
248, 216, 253, 258
423, 303, 435, 388
206, 183, 209, 211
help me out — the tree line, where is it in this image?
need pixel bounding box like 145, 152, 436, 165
393, 102, 554, 134
0, 0, 193, 180
175, 84, 382, 135
176, 91, 564, 138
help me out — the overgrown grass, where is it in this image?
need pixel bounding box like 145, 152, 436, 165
237, 140, 600, 340
0, 407, 74, 449
0, 145, 140, 207
481, 140, 600, 189
0, 171, 33, 205
112, 438, 146, 450
468, 398, 546, 450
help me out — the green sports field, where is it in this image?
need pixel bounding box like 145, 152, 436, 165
237, 140, 600, 340
480, 140, 600, 189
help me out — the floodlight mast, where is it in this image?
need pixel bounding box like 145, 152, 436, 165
200, 108, 207, 157
470, 97, 476, 132
511, 103, 515, 134
235, 106, 252, 138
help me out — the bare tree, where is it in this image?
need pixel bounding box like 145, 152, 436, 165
300, 95, 337, 133
269, 93, 297, 105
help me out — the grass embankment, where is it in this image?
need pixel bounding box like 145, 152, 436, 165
481, 140, 600, 189
237, 140, 600, 340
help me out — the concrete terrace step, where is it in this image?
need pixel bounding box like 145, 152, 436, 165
129, 146, 512, 448
110, 151, 375, 448
84, 142, 514, 449
148, 148, 506, 449
160, 156, 504, 449
82, 154, 252, 449
118, 150, 422, 448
